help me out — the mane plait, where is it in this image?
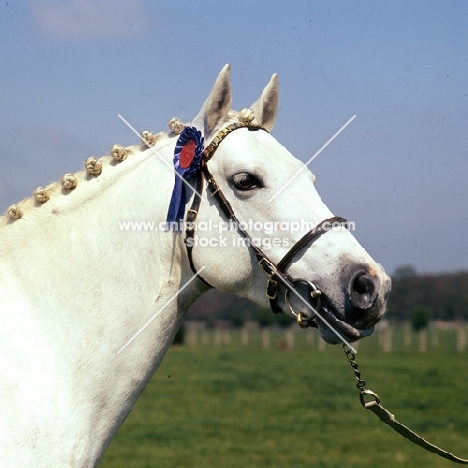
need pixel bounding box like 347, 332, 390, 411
1, 143, 137, 224
1, 121, 178, 225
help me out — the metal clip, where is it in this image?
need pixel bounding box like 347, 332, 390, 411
359, 388, 381, 408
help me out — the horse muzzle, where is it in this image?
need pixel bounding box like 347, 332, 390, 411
315, 263, 392, 344
283, 262, 391, 344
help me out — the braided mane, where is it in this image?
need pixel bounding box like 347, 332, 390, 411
0, 106, 256, 231
0, 118, 189, 228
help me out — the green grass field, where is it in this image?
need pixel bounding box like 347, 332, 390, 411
100, 326, 468, 468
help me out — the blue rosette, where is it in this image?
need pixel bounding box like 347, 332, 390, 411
165, 126, 204, 230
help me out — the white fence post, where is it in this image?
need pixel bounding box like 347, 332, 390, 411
457, 322, 466, 352
285, 327, 294, 349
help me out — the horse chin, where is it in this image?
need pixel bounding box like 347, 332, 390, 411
315, 303, 376, 344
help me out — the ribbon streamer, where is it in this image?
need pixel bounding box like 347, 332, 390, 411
165, 127, 204, 230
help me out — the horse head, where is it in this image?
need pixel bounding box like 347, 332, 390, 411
181, 64, 391, 344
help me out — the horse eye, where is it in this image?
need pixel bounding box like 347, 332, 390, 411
231, 173, 262, 191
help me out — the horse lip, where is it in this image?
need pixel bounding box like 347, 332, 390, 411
316, 302, 375, 344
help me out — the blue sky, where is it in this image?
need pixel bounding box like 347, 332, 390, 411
0, 1, 466, 275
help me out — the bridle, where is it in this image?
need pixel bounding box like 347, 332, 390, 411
182, 120, 468, 464
184, 119, 347, 327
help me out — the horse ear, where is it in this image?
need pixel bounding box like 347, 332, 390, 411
192, 64, 232, 139
250, 74, 279, 131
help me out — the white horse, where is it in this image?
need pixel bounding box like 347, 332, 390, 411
0, 64, 390, 467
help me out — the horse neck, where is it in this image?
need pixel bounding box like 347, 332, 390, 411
0, 141, 204, 464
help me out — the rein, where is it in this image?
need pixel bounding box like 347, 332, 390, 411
343, 344, 468, 464
182, 119, 467, 464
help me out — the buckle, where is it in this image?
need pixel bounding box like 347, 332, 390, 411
186, 209, 198, 223
258, 257, 276, 276
266, 278, 278, 300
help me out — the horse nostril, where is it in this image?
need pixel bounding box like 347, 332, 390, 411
348, 270, 378, 310
353, 275, 369, 294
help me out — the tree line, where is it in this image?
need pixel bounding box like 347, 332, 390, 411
388, 266, 468, 322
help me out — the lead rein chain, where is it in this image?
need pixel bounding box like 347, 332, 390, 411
342, 344, 468, 464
